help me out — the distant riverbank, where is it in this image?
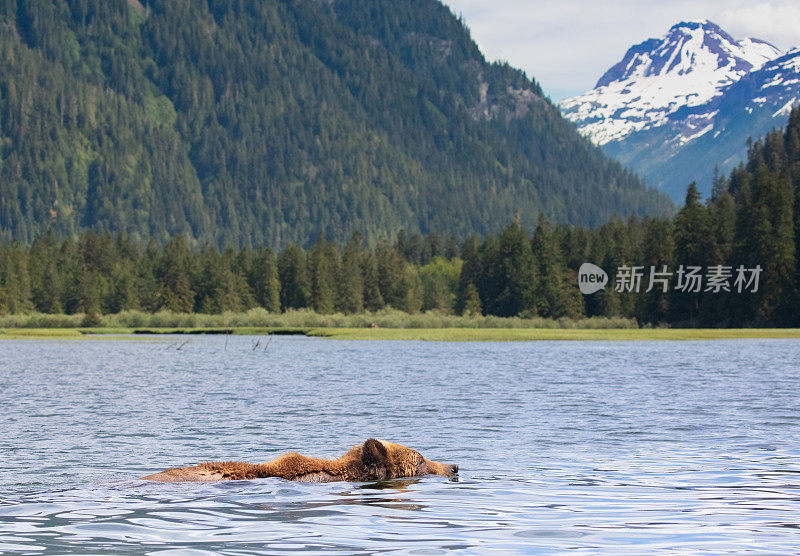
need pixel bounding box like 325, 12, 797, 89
2, 309, 799, 341
1, 326, 799, 342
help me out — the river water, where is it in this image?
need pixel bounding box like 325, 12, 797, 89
1, 336, 799, 553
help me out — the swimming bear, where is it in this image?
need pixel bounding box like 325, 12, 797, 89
141, 439, 458, 482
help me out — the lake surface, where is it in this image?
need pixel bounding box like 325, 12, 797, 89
1, 336, 800, 553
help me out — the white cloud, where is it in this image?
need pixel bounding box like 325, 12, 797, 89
441, 0, 799, 101
717, 3, 800, 50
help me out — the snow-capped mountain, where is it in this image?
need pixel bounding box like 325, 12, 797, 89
560, 20, 781, 146
559, 20, 800, 200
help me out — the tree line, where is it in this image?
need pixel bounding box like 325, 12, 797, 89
1, 107, 798, 326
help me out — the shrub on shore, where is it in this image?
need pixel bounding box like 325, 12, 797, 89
0, 309, 637, 330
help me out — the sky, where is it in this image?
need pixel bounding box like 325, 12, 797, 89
440, 0, 800, 102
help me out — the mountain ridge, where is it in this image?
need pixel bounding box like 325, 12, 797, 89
0, 0, 671, 247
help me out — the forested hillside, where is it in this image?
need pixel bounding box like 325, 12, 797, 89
0, 0, 670, 247
2, 108, 798, 326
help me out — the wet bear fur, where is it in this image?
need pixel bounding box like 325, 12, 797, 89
142, 439, 458, 483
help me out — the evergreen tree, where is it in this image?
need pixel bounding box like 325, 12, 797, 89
788, 109, 800, 322
361, 249, 384, 311
32, 259, 64, 314
338, 234, 365, 314
444, 234, 460, 259
670, 183, 716, 324
531, 216, 580, 318
491, 219, 536, 317
456, 234, 482, 315
250, 247, 281, 312
137, 241, 162, 313
29, 230, 63, 313
394, 264, 423, 313
107, 262, 140, 313
586, 217, 632, 318
194, 246, 243, 314
710, 165, 729, 201
278, 244, 310, 310
424, 233, 443, 263
307, 238, 341, 314
636, 218, 674, 324
744, 160, 795, 324
64, 265, 101, 316
0, 244, 32, 314
474, 235, 501, 315
460, 282, 482, 316
155, 237, 194, 313
375, 239, 405, 308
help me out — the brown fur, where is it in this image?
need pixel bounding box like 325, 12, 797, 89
142, 439, 458, 483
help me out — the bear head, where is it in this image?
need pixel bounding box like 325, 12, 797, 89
359, 438, 458, 479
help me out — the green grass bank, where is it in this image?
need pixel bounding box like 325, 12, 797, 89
0, 308, 635, 331
2, 326, 800, 342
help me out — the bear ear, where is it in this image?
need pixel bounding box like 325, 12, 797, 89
362, 438, 389, 466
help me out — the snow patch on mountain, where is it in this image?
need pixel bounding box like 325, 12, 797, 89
738, 49, 800, 120
774, 99, 797, 118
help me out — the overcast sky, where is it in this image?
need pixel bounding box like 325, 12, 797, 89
440, 0, 800, 102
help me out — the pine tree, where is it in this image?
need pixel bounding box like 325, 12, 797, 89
636, 218, 674, 324
250, 247, 281, 312
394, 264, 423, 313
194, 246, 243, 314
338, 235, 365, 314
136, 242, 162, 313
711, 165, 729, 201
460, 282, 482, 316
29, 230, 63, 313
587, 216, 634, 318
787, 108, 800, 323
0, 244, 32, 314
749, 161, 795, 324
375, 239, 405, 308
307, 238, 341, 314
444, 234, 460, 259
475, 235, 501, 315
361, 249, 384, 311
278, 244, 310, 310
492, 219, 536, 316
156, 237, 194, 313
531, 216, 579, 318
456, 234, 481, 315
670, 183, 716, 324
107, 262, 140, 313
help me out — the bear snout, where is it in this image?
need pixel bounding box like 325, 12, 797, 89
426, 460, 459, 477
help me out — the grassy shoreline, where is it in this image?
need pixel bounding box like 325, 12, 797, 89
0, 309, 798, 341
1, 326, 799, 341
0, 308, 637, 330
306, 328, 800, 341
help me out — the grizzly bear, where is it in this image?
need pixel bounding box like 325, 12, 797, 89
142, 439, 458, 482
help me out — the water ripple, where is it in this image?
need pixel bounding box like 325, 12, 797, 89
1, 337, 800, 552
